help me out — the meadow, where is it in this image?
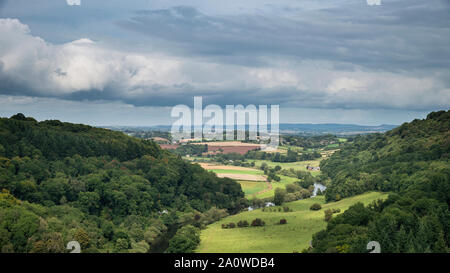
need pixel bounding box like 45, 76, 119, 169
195, 158, 324, 198
196, 192, 389, 253
248, 159, 322, 177
237, 181, 270, 196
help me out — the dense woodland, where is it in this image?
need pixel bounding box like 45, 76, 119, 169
0, 114, 244, 253
282, 134, 343, 149
308, 110, 449, 253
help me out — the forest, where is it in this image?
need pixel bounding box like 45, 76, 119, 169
307, 110, 449, 253
0, 114, 244, 253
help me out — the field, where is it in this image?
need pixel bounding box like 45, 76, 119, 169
197, 159, 323, 198
200, 163, 267, 182
196, 192, 389, 253
238, 181, 271, 196
198, 163, 308, 198
247, 159, 322, 177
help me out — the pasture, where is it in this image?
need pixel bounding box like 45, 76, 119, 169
196, 192, 389, 253
248, 159, 322, 177
238, 181, 270, 196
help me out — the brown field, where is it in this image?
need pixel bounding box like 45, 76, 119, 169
193, 141, 261, 147
206, 145, 260, 155
216, 173, 267, 181
199, 163, 255, 171
159, 144, 179, 150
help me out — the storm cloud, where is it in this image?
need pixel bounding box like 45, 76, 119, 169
0, 0, 449, 124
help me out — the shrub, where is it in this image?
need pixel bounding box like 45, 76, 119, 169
283, 206, 291, 212
251, 218, 265, 227
310, 203, 322, 210
228, 223, 236, 228
332, 208, 341, 213
324, 209, 333, 222
279, 219, 287, 225
237, 220, 249, 228
221, 224, 227, 229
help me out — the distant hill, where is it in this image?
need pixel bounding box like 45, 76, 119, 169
102, 123, 397, 136
321, 110, 449, 201
279, 123, 397, 135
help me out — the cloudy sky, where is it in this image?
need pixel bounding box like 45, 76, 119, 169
0, 0, 449, 126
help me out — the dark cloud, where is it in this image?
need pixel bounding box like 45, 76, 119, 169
120, 1, 450, 70
0, 0, 449, 113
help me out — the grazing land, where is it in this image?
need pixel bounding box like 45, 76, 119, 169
238, 181, 271, 196
198, 163, 306, 198
200, 163, 267, 182
196, 192, 389, 253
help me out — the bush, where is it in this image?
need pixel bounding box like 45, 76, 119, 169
310, 203, 322, 210
251, 218, 265, 227
324, 209, 333, 222
279, 219, 287, 225
237, 220, 249, 228
332, 208, 341, 213
283, 207, 291, 212
221, 224, 227, 229
228, 223, 236, 229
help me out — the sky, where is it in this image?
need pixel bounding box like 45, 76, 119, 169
0, 0, 449, 126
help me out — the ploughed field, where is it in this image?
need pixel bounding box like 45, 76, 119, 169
196, 192, 389, 253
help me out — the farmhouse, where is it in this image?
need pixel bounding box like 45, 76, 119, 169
306, 166, 320, 171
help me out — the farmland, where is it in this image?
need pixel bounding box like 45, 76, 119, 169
191, 142, 327, 199
197, 162, 317, 199
196, 192, 389, 253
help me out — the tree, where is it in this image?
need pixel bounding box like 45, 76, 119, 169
166, 225, 200, 253
274, 188, 286, 206
74, 228, 90, 250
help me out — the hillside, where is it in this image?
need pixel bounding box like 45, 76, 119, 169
0, 114, 244, 253
309, 110, 449, 253
321, 110, 449, 202
196, 192, 388, 253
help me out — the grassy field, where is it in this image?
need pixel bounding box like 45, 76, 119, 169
248, 159, 322, 177
196, 192, 389, 253
192, 157, 324, 198
252, 175, 297, 199
238, 181, 270, 195
248, 159, 320, 170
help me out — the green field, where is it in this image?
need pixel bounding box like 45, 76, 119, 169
248, 159, 321, 177
196, 192, 389, 253
189, 158, 323, 199
252, 175, 297, 199
249, 159, 320, 170
201, 159, 323, 199
238, 181, 269, 195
